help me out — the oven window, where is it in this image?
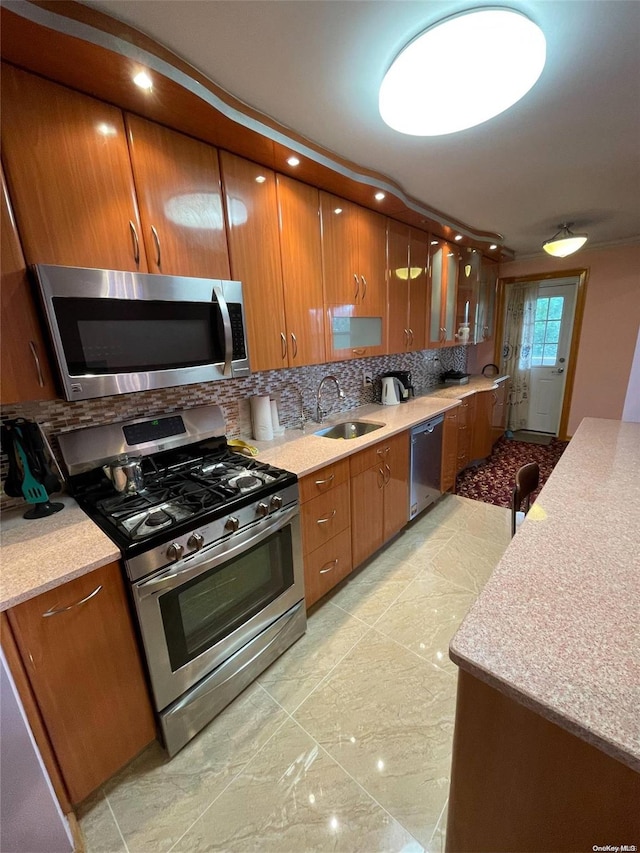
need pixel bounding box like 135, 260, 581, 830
53, 297, 245, 374
159, 526, 294, 671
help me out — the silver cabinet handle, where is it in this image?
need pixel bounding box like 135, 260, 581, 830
291, 332, 298, 358
317, 510, 337, 525
319, 559, 338, 575
442, 327, 447, 341
28, 341, 45, 387
377, 467, 385, 488
280, 332, 287, 360
361, 275, 367, 299
213, 284, 233, 377
352, 348, 366, 355
384, 462, 391, 485
409, 329, 414, 346
43, 584, 103, 617
354, 273, 360, 301
128, 220, 140, 265
404, 329, 409, 347
315, 474, 334, 486
151, 225, 161, 268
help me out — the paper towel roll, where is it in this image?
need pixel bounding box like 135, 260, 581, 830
250, 396, 273, 441
270, 400, 285, 436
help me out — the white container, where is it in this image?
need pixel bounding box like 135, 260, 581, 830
250, 396, 273, 440
270, 400, 285, 436
381, 377, 402, 405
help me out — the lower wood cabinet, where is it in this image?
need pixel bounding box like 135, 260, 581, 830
441, 408, 459, 493
350, 431, 409, 568
456, 394, 476, 472
7, 561, 156, 805
491, 378, 510, 446
471, 389, 494, 461
303, 528, 353, 609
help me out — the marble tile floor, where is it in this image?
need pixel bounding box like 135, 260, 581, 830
78, 495, 512, 853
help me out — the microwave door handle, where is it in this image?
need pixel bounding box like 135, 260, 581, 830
212, 283, 233, 377
137, 504, 298, 599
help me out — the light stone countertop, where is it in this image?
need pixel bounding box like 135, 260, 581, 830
0, 375, 505, 612
450, 417, 640, 772
0, 495, 119, 611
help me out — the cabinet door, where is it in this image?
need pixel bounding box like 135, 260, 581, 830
387, 219, 410, 354
1, 64, 146, 271
383, 431, 410, 542
442, 243, 460, 345
301, 481, 350, 555
304, 528, 352, 609
320, 192, 359, 306
428, 238, 460, 347
457, 249, 481, 344
477, 258, 499, 343
357, 206, 387, 316
276, 175, 325, 366
220, 152, 287, 371
408, 229, 429, 351
441, 409, 459, 493
471, 389, 494, 460
351, 464, 384, 568
125, 114, 230, 278
8, 561, 156, 805
491, 380, 509, 445
1, 171, 57, 404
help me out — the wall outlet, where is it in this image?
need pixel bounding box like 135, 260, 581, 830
363, 370, 373, 388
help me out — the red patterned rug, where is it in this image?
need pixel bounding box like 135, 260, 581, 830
455, 436, 569, 508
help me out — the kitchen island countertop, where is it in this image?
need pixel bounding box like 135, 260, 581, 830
449, 417, 640, 772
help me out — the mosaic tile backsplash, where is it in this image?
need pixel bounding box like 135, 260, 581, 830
1, 346, 467, 511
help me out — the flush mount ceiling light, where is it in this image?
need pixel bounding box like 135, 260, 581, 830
379, 8, 546, 136
542, 223, 588, 258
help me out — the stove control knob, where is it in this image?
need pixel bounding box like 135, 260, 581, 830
270, 495, 283, 510
225, 516, 240, 533
256, 502, 269, 518
188, 533, 205, 551
167, 542, 184, 562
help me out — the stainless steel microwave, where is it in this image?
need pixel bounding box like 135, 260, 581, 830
32, 265, 251, 401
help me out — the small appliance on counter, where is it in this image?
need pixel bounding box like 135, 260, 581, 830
380, 370, 414, 403
1, 419, 64, 519
440, 370, 470, 386
380, 376, 403, 405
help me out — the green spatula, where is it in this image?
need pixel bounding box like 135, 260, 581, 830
14, 427, 63, 519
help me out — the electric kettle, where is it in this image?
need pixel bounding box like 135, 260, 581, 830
103, 456, 145, 494
381, 376, 403, 406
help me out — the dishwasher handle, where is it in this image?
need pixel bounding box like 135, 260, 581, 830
411, 414, 444, 440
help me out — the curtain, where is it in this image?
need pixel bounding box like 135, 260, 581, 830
501, 281, 539, 431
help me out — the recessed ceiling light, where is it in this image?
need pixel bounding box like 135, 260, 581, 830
489, 244, 498, 251
334, 208, 343, 215
287, 156, 300, 167
374, 191, 386, 201
255, 175, 266, 184
454, 235, 463, 241
133, 70, 153, 90
379, 9, 546, 136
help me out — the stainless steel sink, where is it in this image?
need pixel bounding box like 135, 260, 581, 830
314, 420, 385, 439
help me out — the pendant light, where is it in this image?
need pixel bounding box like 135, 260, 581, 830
542, 223, 588, 258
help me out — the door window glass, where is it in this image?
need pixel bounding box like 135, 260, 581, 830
532, 296, 564, 366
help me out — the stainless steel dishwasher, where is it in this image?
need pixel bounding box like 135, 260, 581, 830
409, 414, 444, 520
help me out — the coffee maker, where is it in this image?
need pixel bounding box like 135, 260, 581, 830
380, 370, 415, 402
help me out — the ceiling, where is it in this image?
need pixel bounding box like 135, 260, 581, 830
88, 0, 640, 258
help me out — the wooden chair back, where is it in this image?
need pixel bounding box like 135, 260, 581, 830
511, 462, 540, 537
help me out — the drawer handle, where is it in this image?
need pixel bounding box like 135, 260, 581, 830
317, 510, 337, 525
352, 348, 366, 355
281, 332, 287, 359
291, 332, 298, 358
361, 275, 367, 299
314, 474, 335, 485
319, 559, 338, 574
42, 584, 103, 617
354, 273, 360, 300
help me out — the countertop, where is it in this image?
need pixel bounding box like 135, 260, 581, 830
0, 375, 506, 612
450, 417, 640, 772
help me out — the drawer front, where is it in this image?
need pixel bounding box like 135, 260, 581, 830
299, 457, 349, 503
303, 527, 352, 608
301, 481, 350, 555
349, 440, 390, 477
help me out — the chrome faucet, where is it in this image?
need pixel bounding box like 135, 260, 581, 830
316, 375, 345, 423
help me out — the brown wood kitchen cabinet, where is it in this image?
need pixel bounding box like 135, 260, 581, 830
220, 152, 287, 372
1, 168, 57, 404
387, 220, 429, 353
441, 407, 459, 493
456, 393, 477, 473
471, 388, 494, 461
428, 237, 462, 347
491, 377, 510, 446
1, 63, 147, 272
476, 257, 499, 344
7, 561, 156, 805
350, 431, 410, 568
299, 458, 352, 607
125, 114, 231, 279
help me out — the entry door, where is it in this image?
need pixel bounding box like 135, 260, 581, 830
527, 282, 577, 433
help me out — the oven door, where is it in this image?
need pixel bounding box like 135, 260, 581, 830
132, 504, 303, 711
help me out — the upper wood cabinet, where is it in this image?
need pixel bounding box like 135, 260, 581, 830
477, 258, 499, 344
276, 175, 326, 367
428, 238, 462, 347
220, 152, 287, 371
1, 63, 147, 271
455, 250, 498, 346
1, 169, 57, 404
125, 114, 230, 279
320, 193, 386, 315
7, 561, 156, 805
387, 220, 428, 353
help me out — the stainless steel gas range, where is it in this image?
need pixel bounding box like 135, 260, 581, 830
58, 405, 306, 756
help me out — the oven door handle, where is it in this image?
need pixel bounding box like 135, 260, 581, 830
136, 504, 299, 599
213, 283, 233, 378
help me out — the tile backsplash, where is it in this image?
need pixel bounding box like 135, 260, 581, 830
1, 346, 467, 511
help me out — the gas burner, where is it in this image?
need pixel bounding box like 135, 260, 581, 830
231, 474, 261, 492
147, 509, 171, 528
119, 501, 194, 540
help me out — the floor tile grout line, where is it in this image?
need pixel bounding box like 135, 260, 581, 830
101, 787, 130, 853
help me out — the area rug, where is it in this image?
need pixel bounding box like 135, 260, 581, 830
455, 435, 569, 508
509, 430, 553, 446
